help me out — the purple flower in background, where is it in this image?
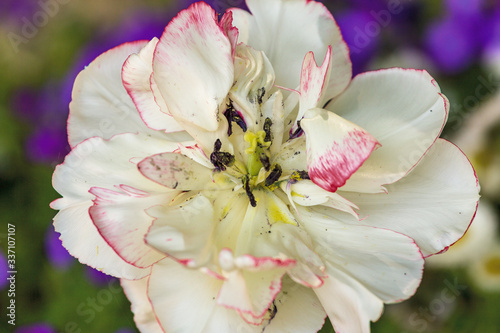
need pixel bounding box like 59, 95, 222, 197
0, 1, 39, 24
483, 5, 500, 63
424, 16, 478, 74
11, 83, 71, 165
0, 251, 8, 290
336, 10, 380, 75
444, 0, 483, 18
45, 225, 74, 270
14, 323, 56, 333
424, 0, 488, 74
25, 127, 68, 165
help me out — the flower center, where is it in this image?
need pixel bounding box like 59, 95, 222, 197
209, 114, 290, 207
244, 130, 271, 176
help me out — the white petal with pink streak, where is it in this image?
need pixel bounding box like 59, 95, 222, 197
51, 132, 178, 279
153, 2, 233, 133
122, 37, 183, 133
89, 186, 170, 268
328, 68, 448, 193
231, 0, 351, 99
146, 194, 217, 267
301, 108, 380, 193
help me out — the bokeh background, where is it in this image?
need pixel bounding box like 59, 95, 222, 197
1, 0, 500, 332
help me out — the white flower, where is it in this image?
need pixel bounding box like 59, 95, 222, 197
468, 244, 500, 292
50, 1, 480, 332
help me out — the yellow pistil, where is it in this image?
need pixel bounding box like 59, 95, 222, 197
244, 130, 271, 177
244, 130, 271, 154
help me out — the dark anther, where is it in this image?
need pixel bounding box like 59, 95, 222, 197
289, 120, 303, 139
210, 139, 235, 171
243, 175, 257, 207
297, 170, 310, 180
268, 301, 277, 321
264, 117, 272, 143
259, 153, 271, 171
224, 102, 247, 136
211, 152, 235, 172
289, 170, 310, 184
214, 138, 222, 152
257, 87, 266, 105
265, 164, 283, 186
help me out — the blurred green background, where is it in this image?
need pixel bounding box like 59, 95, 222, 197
1, 0, 500, 332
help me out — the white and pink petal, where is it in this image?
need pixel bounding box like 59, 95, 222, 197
148, 258, 260, 333
294, 46, 332, 129
122, 37, 184, 133
153, 2, 233, 133
328, 68, 448, 193
68, 41, 156, 147
51, 202, 149, 279
217, 248, 294, 320
51, 133, 178, 278
89, 186, 170, 269
339, 139, 480, 257
300, 108, 380, 193
299, 207, 424, 303
230, 0, 351, 99
146, 194, 217, 267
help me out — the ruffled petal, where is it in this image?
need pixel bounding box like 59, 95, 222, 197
217, 248, 294, 321
229, 44, 275, 134
298, 205, 424, 331
263, 276, 326, 333
146, 194, 216, 267
89, 186, 170, 269
121, 277, 164, 333
339, 139, 480, 257
68, 41, 154, 148
266, 224, 326, 288
148, 258, 261, 333
219, 10, 239, 60
301, 108, 380, 193
51, 203, 149, 279
231, 0, 351, 99
328, 68, 448, 193
51, 132, 178, 279
122, 37, 184, 133
153, 2, 233, 133
299, 207, 424, 303
314, 266, 383, 333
